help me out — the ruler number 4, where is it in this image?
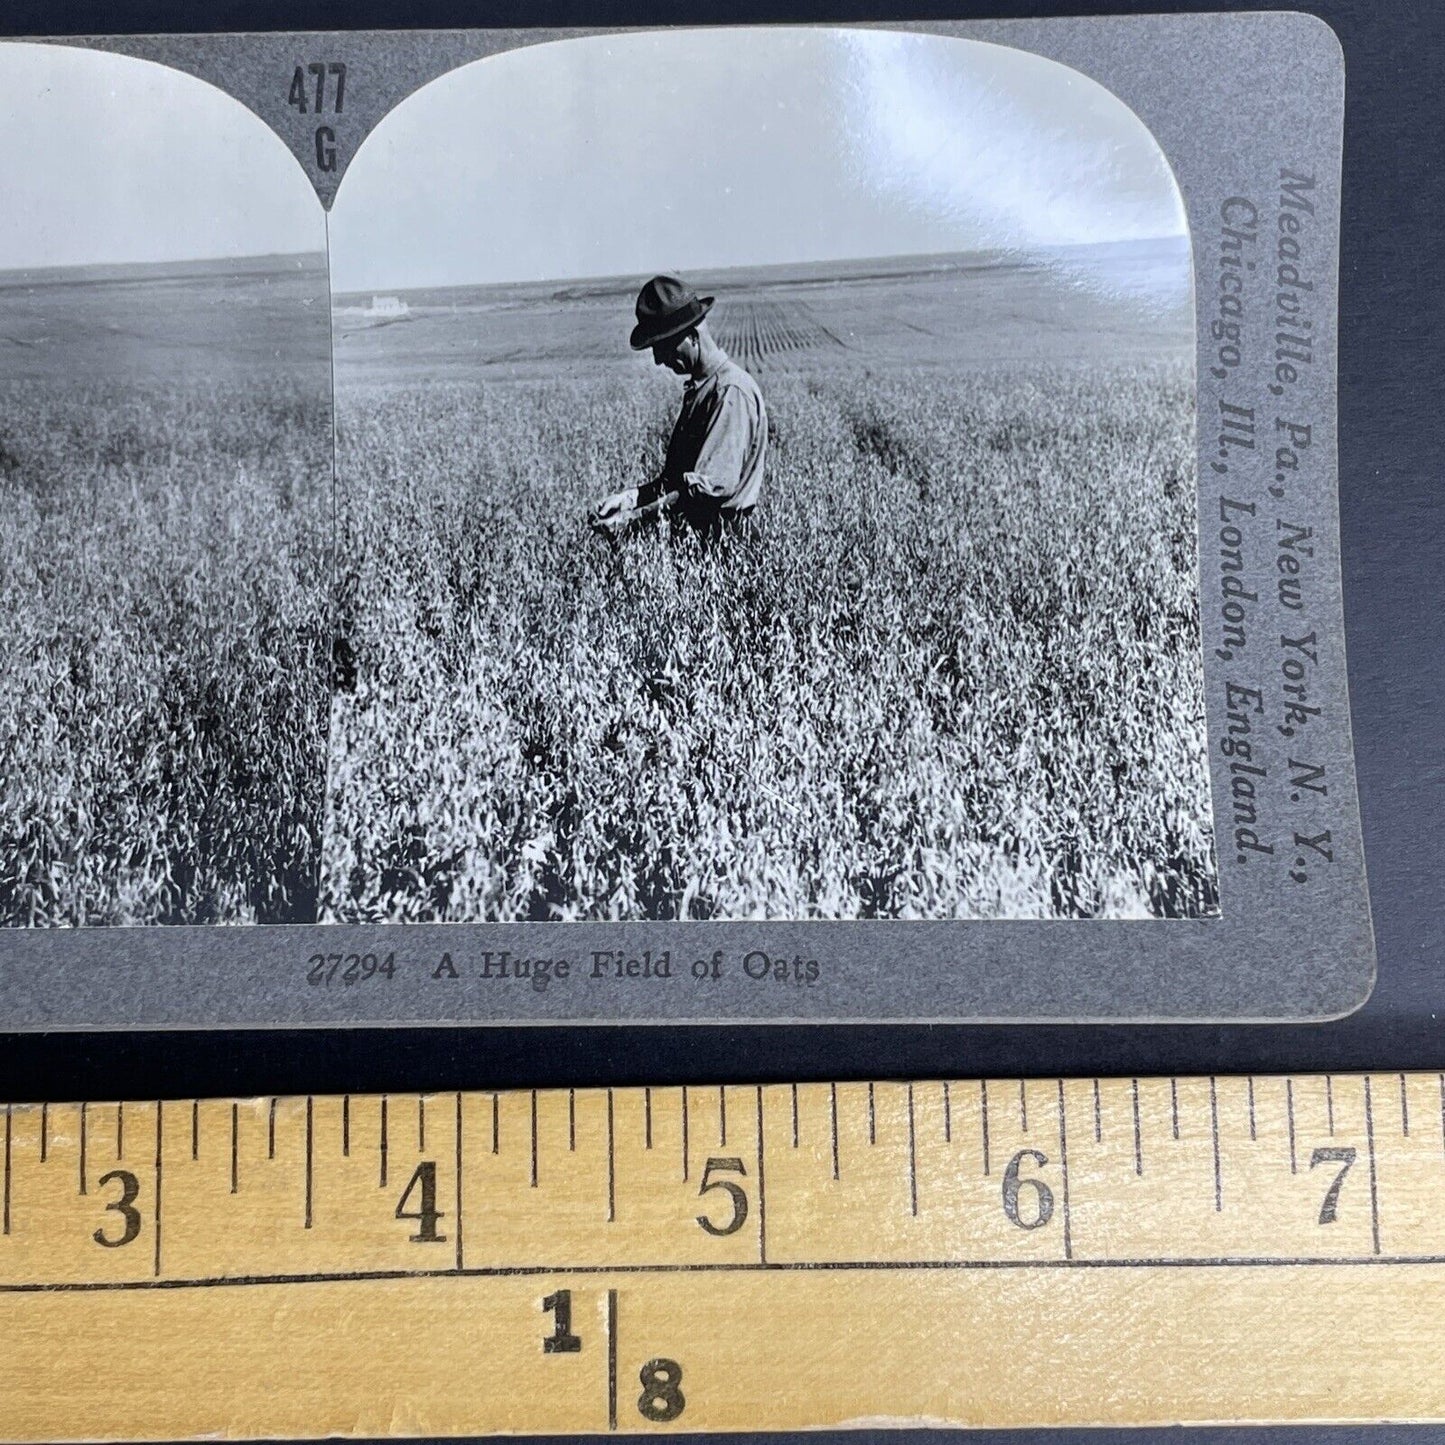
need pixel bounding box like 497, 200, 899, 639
1309, 1146, 1356, 1225
395, 1161, 447, 1243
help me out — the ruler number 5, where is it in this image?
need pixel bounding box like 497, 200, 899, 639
695, 1157, 749, 1236
1309, 1146, 1356, 1225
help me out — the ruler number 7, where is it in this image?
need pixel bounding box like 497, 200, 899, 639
1309, 1146, 1356, 1225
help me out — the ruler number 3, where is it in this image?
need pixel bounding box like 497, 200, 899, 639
92, 1168, 142, 1248
1309, 1146, 1356, 1225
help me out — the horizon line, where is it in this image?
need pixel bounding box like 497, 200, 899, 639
335, 234, 1189, 298
0, 233, 1189, 292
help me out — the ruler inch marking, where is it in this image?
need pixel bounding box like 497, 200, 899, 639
907, 1082, 918, 1218
1399, 1073, 1409, 1136
943, 1080, 952, 1143
1287, 1079, 1298, 1174
606, 1287, 618, 1431
1057, 1078, 1072, 1260
682, 1086, 690, 1181
1326, 1074, 1335, 1136
117, 1100, 124, 1160
1364, 1075, 1381, 1256
39, 1102, 47, 1163
644, 1087, 652, 1150
229, 1103, 238, 1194
343, 1095, 350, 1157
720, 1085, 727, 1147
1019, 1078, 1028, 1133
1210, 1076, 1222, 1213
1092, 1078, 1102, 1143
829, 1083, 839, 1181
756, 1084, 769, 1264
606, 1089, 615, 1223
79, 1100, 87, 1195
191, 1099, 199, 1161
418, 1096, 426, 1153
380, 1097, 389, 1187
981, 1081, 991, 1176
454, 1093, 464, 1274
868, 1082, 876, 1144
152, 1102, 163, 1277
3, 1103, 11, 1236
790, 1083, 799, 1148
1248, 1075, 1257, 1141
304, 1097, 314, 1230
1170, 1078, 1179, 1141
531, 1091, 539, 1187
568, 1088, 576, 1152
267, 1098, 276, 1160
491, 1093, 499, 1155
1131, 1078, 1142, 1176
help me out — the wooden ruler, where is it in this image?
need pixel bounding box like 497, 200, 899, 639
2, 1074, 1444, 1438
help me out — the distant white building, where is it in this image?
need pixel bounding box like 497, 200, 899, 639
366, 295, 408, 316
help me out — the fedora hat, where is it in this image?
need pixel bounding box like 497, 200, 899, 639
630, 274, 714, 351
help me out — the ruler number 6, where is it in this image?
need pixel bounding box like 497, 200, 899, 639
1309, 1146, 1356, 1225
1002, 1149, 1055, 1231
695, 1157, 749, 1236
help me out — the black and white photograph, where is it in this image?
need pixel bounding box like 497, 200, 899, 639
0, 15, 1377, 1025
0, 43, 333, 925
321, 27, 1220, 924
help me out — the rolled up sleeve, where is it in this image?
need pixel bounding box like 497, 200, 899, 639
683, 386, 755, 504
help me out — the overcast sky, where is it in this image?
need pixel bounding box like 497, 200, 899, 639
331, 28, 1186, 294
0, 43, 322, 271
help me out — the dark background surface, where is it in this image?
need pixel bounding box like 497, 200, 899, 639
1, 0, 1441, 1438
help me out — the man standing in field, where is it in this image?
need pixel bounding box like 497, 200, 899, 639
590, 274, 767, 539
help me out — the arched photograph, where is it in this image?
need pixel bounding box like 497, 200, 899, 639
0, 44, 332, 925
323, 27, 1219, 923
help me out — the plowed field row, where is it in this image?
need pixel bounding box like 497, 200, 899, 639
713, 297, 850, 373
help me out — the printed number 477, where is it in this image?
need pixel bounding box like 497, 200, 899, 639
288, 63, 346, 115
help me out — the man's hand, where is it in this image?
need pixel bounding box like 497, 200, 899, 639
589, 486, 640, 532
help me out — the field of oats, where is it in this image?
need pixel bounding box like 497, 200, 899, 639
0, 256, 333, 925
324, 244, 1218, 923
